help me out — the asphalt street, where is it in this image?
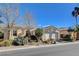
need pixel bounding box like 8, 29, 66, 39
0, 43, 79, 56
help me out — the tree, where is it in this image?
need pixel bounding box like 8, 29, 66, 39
24, 11, 36, 42
0, 31, 4, 39
0, 20, 3, 23
72, 7, 79, 27
35, 28, 43, 41
0, 4, 19, 40
68, 27, 74, 32
24, 11, 32, 37
75, 25, 79, 32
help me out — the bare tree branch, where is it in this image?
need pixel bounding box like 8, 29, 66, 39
0, 4, 19, 40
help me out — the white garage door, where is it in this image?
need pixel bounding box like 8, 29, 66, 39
51, 33, 56, 39
42, 33, 49, 41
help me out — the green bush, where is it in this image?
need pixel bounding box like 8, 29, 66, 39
0, 40, 12, 47
0, 39, 3, 42
0, 31, 4, 39
35, 28, 43, 38
63, 38, 72, 41
63, 35, 72, 41
12, 37, 25, 46
35, 28, 43, 42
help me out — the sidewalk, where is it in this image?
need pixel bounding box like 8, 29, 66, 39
0, 41, 79, 53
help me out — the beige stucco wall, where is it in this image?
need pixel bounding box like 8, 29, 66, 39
71, 32, 77, 41
17, 29, 22, 36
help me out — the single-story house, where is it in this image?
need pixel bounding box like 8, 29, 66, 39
58, 28, 79, 41
42, 25, 60, 41
59, 28, 70, 40
0, 25, 36, 40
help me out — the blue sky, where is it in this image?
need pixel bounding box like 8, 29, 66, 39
1, 3, 79, 28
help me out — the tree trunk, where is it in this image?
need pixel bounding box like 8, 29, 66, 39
75, 16, 78, 27
6, 25, 13, 40
8, 29, 10, 40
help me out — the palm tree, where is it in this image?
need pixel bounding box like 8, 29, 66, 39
72, 7, 79, 41
72, 7, 79, 27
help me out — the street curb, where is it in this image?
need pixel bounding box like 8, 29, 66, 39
0, 41, 79, 53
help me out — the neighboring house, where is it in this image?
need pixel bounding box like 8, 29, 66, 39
59, 28, 70, 40
42, 25, 60, 41
59, 28, 78, 41
12, 26, 36, 39
0, 25, 36, 40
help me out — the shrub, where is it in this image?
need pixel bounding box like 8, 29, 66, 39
35, 28, 43, 38
63, 35, 72, 41
35, 28, 43, 42
30, 35, 38, 42
0, 31, 4, 39
63, 38, 72, 41
12, 37, 25, 46
0, 40, 12, 47
0, 39, 3, 42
